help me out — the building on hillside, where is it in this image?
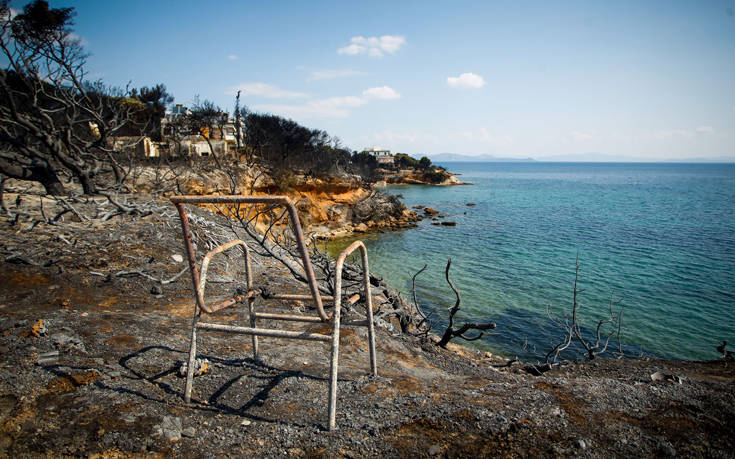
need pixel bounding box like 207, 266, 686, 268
111, 136, 162, 158
109, 104, 244, 159
362, 147, 394, 165
159, 104, 242, 157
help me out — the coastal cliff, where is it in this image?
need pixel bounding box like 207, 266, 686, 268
171, 164, 436, 239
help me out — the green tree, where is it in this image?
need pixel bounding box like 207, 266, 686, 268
418, 156, 432, 169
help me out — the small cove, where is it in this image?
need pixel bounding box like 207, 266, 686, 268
329, 162, 735, 361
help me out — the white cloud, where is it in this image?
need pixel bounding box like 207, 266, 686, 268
252, 83, 401, 118
447, 72, 486, 89
337, 35, 406, 58
64, 32, 89, 47
362, 86, 401, 100
305, 68, 365, 81
696, 126, 714, 134
253, 96, 366, 119
227, 54, 238, 61
316, 96, 367, 109
229, 82, 308, 99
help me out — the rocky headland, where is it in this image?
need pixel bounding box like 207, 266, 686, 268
166, 163, 457, 240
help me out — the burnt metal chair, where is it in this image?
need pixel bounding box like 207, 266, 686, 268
171, 195, 377, 430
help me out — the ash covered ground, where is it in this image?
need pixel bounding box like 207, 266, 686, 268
0, 185, 733, 457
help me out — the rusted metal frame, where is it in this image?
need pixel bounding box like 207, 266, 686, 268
196, 237, 261, 360
207, 291, 255, 314
337, 241, 377, 376
198, 239, 250, 314
252, 293, 360, 323
254, 312, 324, 323
174, 202, 204, 404
266, 293, 334, 302
328, 240, 378, 430
252, 312, 367, 327
244, 238, 257, 359
173, 196, 377, 431
174, 204, 255, 403
196, 322, 331, 342
170, 195, 327, 321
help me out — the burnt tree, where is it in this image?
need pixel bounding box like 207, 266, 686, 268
0, 1, 145, 195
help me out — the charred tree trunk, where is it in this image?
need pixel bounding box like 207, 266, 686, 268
0, 156, 66, 195
37, 169, 66, 195
77, 171, 97, 195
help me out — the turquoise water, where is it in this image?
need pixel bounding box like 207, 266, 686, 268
336, 162, 735, 361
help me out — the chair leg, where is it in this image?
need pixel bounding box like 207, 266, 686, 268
327, 312, 341, 431
248, 297, 258, 360
184, 313, 199, 403
367, 311, 377, 377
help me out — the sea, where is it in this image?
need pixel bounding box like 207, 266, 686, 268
329, 162, 735, 362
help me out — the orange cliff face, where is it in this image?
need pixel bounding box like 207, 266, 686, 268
177, 169, 420, 239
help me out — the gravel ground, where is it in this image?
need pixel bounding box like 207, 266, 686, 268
0, 189, 733, 457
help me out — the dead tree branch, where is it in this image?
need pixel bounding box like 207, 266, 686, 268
436, 258, 496, 348
90, 267, 188, 285
544, 254, 625, 363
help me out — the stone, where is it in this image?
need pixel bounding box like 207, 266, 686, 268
159, 416, 182, 441
428, 444, 441, 455
30, 319, 47, 337
51, 332, 86, 354
172, 254, 184, 263
179, 358, 209, 377
651, 371, 682, 384
181, 427, 196, 438
423, 207, 439, 216
575, 438, 587, 450
440, 221, 457, 226
150, 285, 163, 295
37, 351, 60, 366
241, 419, 252, 427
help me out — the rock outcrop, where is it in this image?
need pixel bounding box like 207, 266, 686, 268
174, 166, 422, 239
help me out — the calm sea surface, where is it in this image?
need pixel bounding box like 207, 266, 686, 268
330, 162, 735, 361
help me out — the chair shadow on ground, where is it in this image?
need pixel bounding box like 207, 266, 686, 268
113, 345, 333, 429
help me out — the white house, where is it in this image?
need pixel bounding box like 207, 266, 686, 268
362, 147, 394, 165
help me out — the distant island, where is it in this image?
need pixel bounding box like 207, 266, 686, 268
429, 153, 536, 162
430, 152, 735, 163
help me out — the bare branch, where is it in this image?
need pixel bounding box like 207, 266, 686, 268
436, 258, 496, 348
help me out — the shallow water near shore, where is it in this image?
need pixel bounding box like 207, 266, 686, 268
329, 162, 735, 361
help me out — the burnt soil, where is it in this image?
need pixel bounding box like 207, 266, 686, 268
0, 190, 733, 458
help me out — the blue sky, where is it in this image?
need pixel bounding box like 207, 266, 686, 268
14, 1, 735, 160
